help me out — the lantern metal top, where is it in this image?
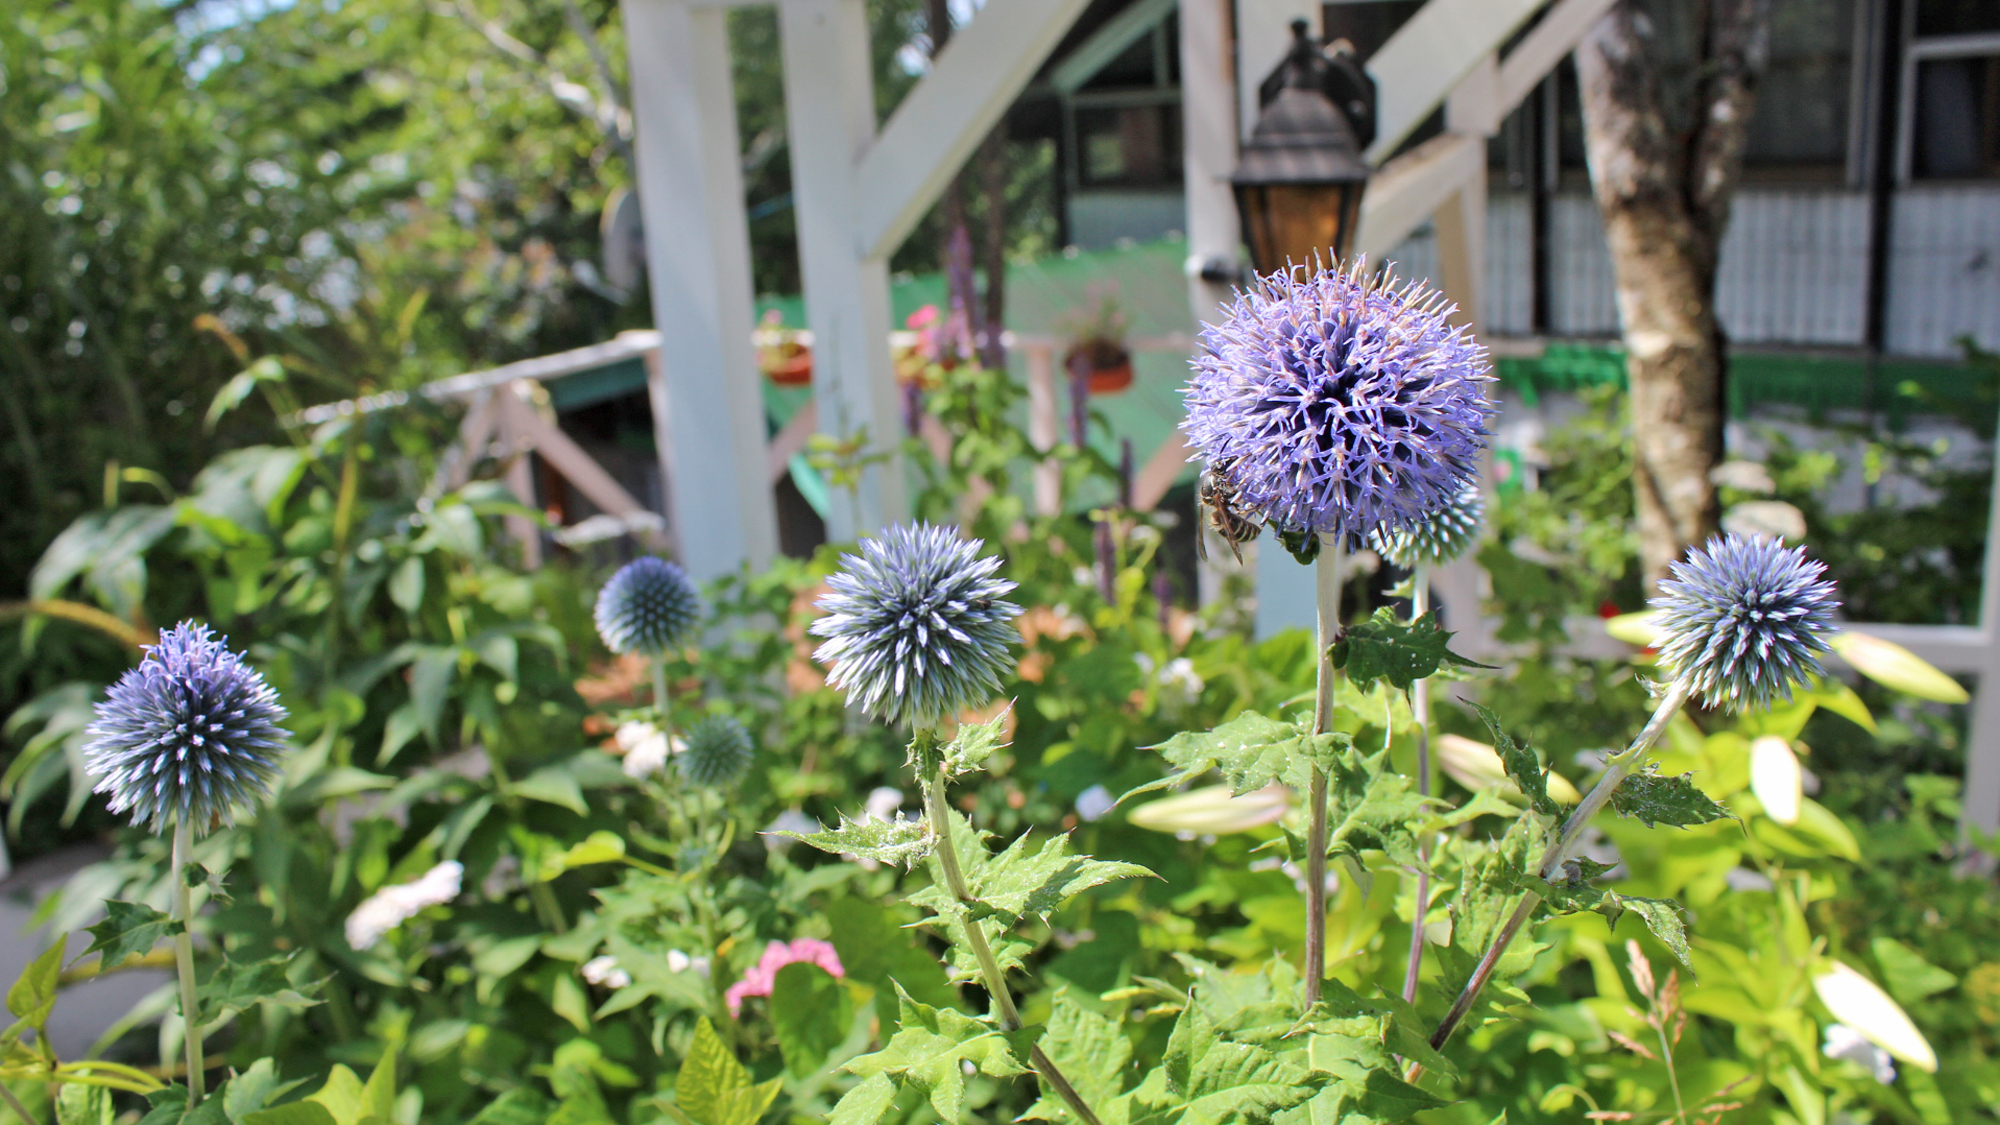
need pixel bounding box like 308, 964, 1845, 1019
1232, 20, 1374, 189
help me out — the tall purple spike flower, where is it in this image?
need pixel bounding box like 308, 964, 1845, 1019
1182, 262, 1495, 544
1652, 534, 1839, 712
810, 524, 1022, 728
84, 621, 289, 832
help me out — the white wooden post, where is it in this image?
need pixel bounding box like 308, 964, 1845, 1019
1024, 342, 1062, 515
780, 0, 906, 540
622, 0, 780, 581
1180, 0, 1241, 319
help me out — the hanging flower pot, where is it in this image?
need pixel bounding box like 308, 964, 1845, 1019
1066, 339, 1133, 395
762, 347, 813, 386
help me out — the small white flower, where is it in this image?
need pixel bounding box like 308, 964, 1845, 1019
345, 861, 463, 951
1823, 1023, 1897, 1084
619, 723, 680, 779
1075, 785, 1116, 823
691, 955, 712, 978
582, 955, 632, 989
666, 949, 692, 973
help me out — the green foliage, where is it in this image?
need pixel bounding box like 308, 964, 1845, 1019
79, 902, 182, 970
1469, 702, 1563, 820
1609, 764, 1735, 828
669, 1020, 781, 1125
833, 989, 1028, 1125
1329, 609, 1488, 691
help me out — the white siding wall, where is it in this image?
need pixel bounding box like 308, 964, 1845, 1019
1378, 185, 2000, 357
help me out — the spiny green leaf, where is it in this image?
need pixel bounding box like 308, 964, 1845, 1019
81, 901, 183, 973
1609, 765, 1733, 828
1503, 864, 1692, 972
909, 811, 1153, 928
674, 1018, 781, 1125
1130, 711, 1350, 799
1289, 978, 1456, 1081
1467, 703, 1560, 820
941, 708, 1010, 777
1151, 1006, 1318, 1125
827, 1074, 897, 1125
841, 987, 1029, 1124
778, 814, 933, 869
1024, 992, 1135, 1123
196, 953, 324, 1027
1330, 608, 1490, 692
772, 962, 853, 1078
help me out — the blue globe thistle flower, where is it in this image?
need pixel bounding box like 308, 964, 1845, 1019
680, 714, 754, 787
1182, 262, 1495, 544
810, 524, 1022, 728
1372, 482, 1485, 569
595, 557, 703, 655
1651, 534, 1839, 712
84, 621, 289, 833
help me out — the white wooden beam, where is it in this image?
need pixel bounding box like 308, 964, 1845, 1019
1181, 0, 1241, 319
1363, 0, 1545, 164
1354, 131, 1485, 260
781, 0, 908, 538
622, 0, 779, 581
855, 0, 1095, 260
1495, 0, 1617, 112
1050, 0, 1176, 94
496, 389, 671, 552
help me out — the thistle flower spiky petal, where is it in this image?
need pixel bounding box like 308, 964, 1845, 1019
594, 556, 703, 655
680, 714, 754, 788
810, 523, 1022, 728
1182, 260, 1495, 544
1372, 481, 1485, 569
1651, 534, 1839, 712
84, 621, 289, 833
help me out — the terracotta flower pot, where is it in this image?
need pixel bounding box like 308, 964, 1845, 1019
1067, 342, 1133, 395
764, 348, 813, 386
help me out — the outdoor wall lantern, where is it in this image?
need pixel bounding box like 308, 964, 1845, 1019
1231, 19, 1377, 277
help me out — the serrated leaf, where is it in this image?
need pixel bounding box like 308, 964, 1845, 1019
1330, 609, 1489, 692
81, 901, 184, 972
1131, 711, 1348, 798
1504, 864, 1692, 972
1321, 746, 1429, 867
197, 954, 324, 1027
1467, 704, 1560, 820
1024, 992, 1135, 1123
1609, 765, 1733, 828
778, 814, 934, 869
675, 1018, 782, 1125
1154, 1006, 1317, 1125
1289, 978, 1456, 1082
841, 987, 1028, 1124
827, 1073, 897, 1125
908, 811, 1152, 927
57, 1083, 114, 1125
941, 708, 1010, 777
772, 962, 852, 1078
305, 1066, 366, 1125
7, 940, 65, 1034
221, 1056, 288, 1121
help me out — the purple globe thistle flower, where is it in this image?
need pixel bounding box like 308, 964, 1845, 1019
84, 621, 289, 833
810, 524, 1022, 728
680, 714, 754, 787
1372, 482, 1485, 569
1651, 534, 1839, 712
1182, 262, 1495, 544
595, 556, 703, 656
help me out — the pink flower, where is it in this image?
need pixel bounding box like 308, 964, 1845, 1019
723, 938, 845, 1015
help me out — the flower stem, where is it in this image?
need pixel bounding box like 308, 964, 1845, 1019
0, 1080, 34, 1122
920, 756, 1103, 1125
1422, 679, 1694, 1056
1304, 535, 1346, 1008
1402, 565, 1432, 1005
651, 656, 672, 734
171, 820, 205, 1107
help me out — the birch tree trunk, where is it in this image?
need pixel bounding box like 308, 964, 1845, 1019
1576, 0, 1771, 591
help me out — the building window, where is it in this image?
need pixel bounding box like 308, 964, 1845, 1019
1075, 102, 1182, 187
1911, 53, 2000, 178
